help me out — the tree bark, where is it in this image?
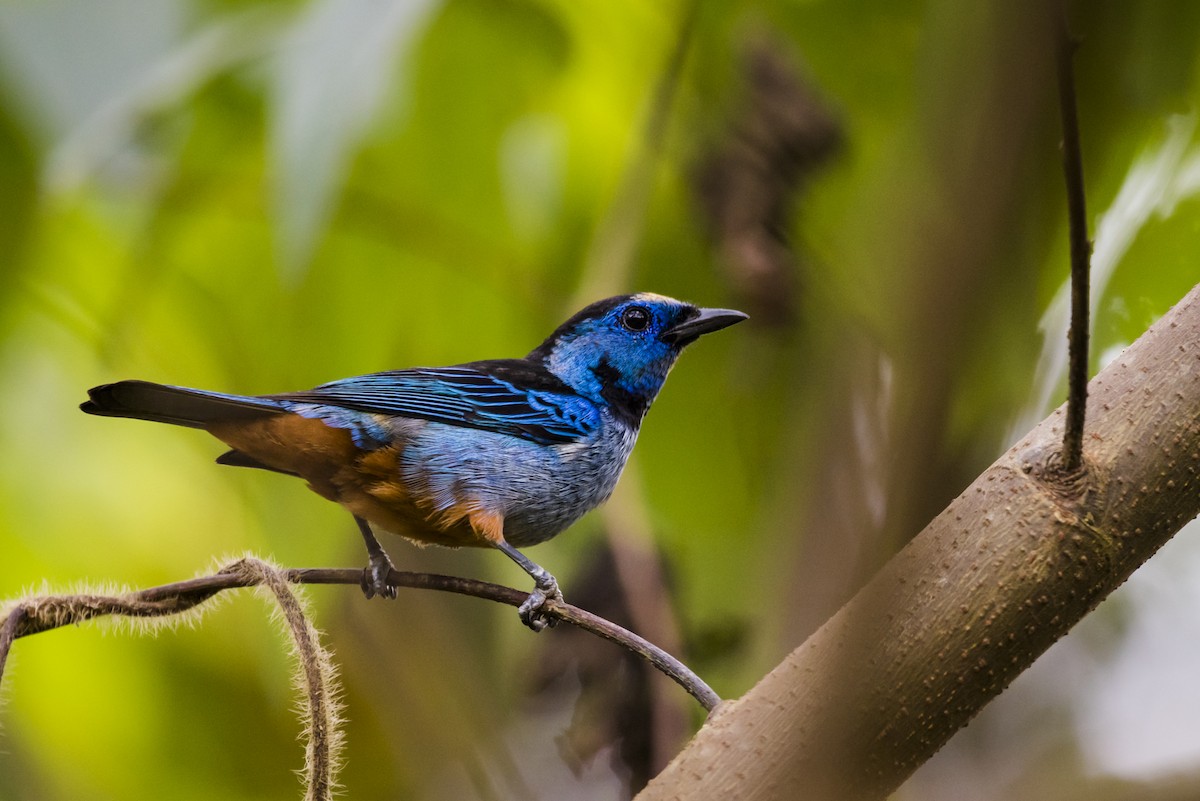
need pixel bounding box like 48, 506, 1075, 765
637, 282, 1200, 801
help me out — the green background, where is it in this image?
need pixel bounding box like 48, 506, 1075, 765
2, 1, 1199, 798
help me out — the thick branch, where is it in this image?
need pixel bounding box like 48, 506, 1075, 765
637, 283, 1200, 800
0, 564, 720, 713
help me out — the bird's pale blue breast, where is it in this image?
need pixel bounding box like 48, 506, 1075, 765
390, 408, 638, 547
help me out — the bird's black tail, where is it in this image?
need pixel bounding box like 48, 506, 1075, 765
81, 380, 284, 429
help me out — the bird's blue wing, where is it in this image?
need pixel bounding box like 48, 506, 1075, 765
271, 363, 599, 447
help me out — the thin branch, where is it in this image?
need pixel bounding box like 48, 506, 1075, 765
0, 562, 721, 712
1055, 3, 1092, 473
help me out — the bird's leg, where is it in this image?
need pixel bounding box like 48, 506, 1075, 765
354, 515, 397, 600
467, 508, 561, 631
492, 538, 562, 632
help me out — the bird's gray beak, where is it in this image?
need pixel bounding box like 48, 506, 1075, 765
662, 307, 749, 346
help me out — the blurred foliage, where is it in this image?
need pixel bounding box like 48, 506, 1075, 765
1, 0, 1200, 799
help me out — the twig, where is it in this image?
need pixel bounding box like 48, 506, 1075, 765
1055, 3, 1092, 473
0, 563, 721, 712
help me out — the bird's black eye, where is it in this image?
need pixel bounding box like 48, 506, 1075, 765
620, 306, 651, 332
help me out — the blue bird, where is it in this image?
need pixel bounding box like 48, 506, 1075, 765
81, 293, 747, 630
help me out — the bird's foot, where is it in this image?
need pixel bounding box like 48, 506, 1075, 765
360, 550, 398, 600
518, 570, 562, 632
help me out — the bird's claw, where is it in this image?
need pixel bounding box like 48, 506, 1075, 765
518, 573, 562, 632
360, 552, 398, 600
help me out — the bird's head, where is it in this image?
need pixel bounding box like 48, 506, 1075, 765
529, 293, 748, 426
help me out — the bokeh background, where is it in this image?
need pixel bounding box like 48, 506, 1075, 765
2, 1, 1200, 799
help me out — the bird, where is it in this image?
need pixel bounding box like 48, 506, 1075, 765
81, 293, 748, 630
